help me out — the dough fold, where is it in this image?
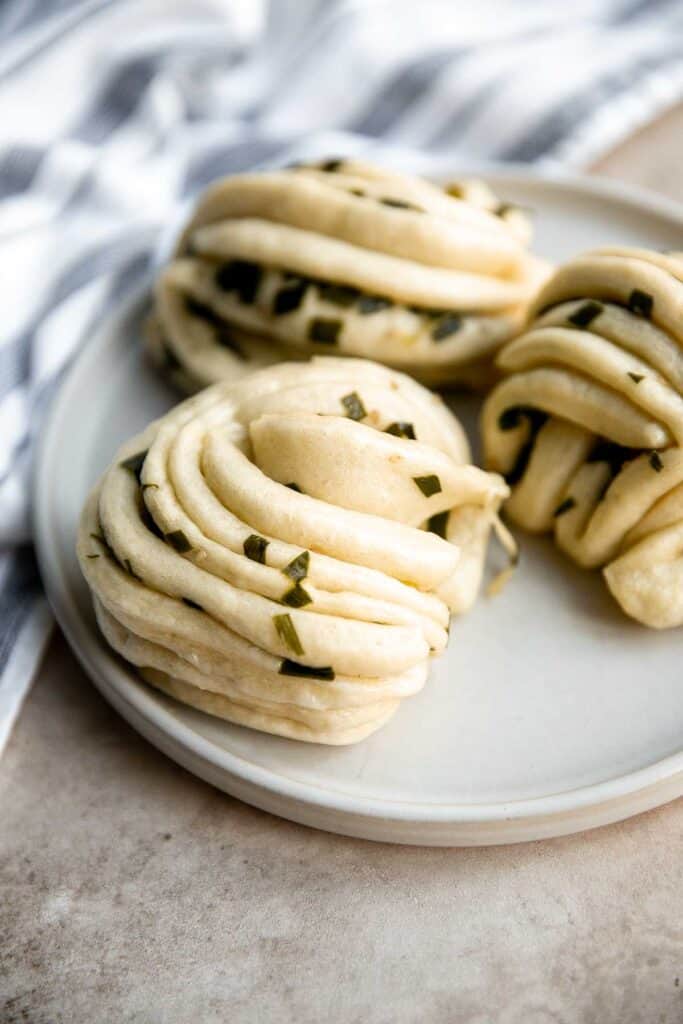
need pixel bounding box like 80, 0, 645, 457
147, 158, 548, 391
79, 358, 508, 743
482, 247, 683, 628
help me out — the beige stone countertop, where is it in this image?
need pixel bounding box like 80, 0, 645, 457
3, 106, 683, 1024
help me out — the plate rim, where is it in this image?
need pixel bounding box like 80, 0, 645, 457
34, 163, 683, 845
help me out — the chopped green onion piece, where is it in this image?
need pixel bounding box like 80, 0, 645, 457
283, 550, 310, 582
165, 530, 192, 553
320, 158, 343, 172
495, 202, 514, 217
357, 295, 392, 315
628, 289, 653, 319
285, 482, 303, 493
427, 510, 449, 539
273, 613, 304, 656
418, 307, 448, 318
627, 372, 644, 384
380, 197, 422, 212
553, 497, 576, 518
567, 301, 603, 328
185, 298, 249, 356
308, 317, 342, 345
243, 534, 269, 564
385, 421, 416, 440
182, 597, 203, 611
649, 451, 664, 472
413, 475, 442, 497
273, 280, 308, 315
282, 583, 312, 608
341, 391, 366, 421
279, 660, 335, 681
215, 260, 262, 303
120, 450, 148, 483
432, 315, 463, 342
318, 282, 360, 307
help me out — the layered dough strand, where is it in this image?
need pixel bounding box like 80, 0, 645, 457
148, 158, 548, 391
482, 247, 683, 628
79, 358, 508, 743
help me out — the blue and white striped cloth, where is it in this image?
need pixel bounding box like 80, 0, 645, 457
1, 0, 682, 755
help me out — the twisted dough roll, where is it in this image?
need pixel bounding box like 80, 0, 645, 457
147, 158, 548, 392
482, 247, 683, 628
78, 358, 508, 744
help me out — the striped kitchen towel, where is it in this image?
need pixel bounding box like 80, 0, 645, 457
1, 0, 682, 755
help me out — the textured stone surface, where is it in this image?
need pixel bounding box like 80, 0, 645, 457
3, 116, 683, 1024
2, 636, 683, 1023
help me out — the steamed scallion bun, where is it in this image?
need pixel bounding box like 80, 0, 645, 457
79, 357, 508, 744
148, 158, 548, 392
482, 247, 683, 628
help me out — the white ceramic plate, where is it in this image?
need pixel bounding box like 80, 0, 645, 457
34, 167, 683, 846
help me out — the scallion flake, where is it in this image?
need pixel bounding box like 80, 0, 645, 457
385, 421, 416, 440
413, 475, 442, 497
283, 550, 310, 582
244, 534, 269, 564
567, 301, 603, 328
357, 295, 392, 315
165, 530, 192, 553
308, 317, 341, 345
427, 510, 449, 539
279, 659, 334, 681
215, 260, 262, 304
120, 450, 148, 483
273, 613, 304, 656
341, 391, 366, 421
380, 197, 422, 212
628, 289, 653, 319
273, 280, 308, 315
318, 282, 359, 307
282, 583, 312, 608
432, 315, 463, 342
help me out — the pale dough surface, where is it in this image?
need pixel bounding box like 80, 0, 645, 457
79, 357, 508, 743
482, 247, 683, 628
148, 158, 548, 391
